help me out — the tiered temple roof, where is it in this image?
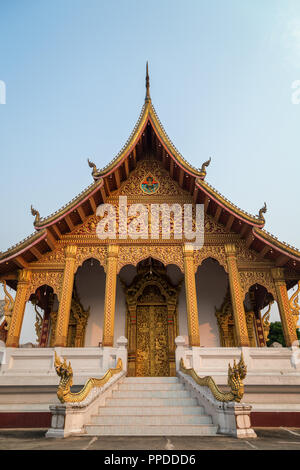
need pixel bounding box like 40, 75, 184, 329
0, 64, 299, 280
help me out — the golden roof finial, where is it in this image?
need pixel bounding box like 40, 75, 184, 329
145, 61, 151, 102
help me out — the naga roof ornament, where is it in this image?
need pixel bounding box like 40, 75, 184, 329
257, 202, 267, 224
199, 157, 211, 179
87, 158, 100, 181
30, 205, 40, 225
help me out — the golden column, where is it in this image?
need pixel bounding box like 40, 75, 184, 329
225, 243, 250, 347
6, 270, 32, 348
54, 245, 77, 347
103, 244, 119, 347
183, 244, 200, 347
271, 268, 298, 347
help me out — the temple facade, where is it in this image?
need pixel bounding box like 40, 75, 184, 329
1, 67, 300, 375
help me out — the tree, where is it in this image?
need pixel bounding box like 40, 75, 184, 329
267, 321, 300, 347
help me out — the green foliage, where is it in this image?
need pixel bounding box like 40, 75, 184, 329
267, 321, 300, 347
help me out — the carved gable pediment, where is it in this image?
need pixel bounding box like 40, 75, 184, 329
117, 160, 190, 198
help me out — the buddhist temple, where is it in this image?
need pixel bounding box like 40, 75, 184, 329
0, 65, 300, 434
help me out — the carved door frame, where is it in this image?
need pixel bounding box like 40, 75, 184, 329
125, 269, 180, 376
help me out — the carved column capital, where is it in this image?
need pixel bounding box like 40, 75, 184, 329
64, 245, 78, 259
271, 267, 285, 283
183, 244, 194, 257
18, 269, 32, 283
225, 243, 237, 257
107, 244, 119, 258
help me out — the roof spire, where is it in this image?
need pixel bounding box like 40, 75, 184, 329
145, 61, 151, 102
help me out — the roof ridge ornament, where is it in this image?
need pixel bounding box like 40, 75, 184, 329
199, 157, 211, 179
257, 202, 267, 223
87, 158, 100, 181
145, 61, 151, 102
30, 205, 40, 225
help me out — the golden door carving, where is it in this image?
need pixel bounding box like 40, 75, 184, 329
125, 262, 181, 377
136, 304, 169, 377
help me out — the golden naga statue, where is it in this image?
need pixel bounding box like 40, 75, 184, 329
180, 353, 247, 403
54, 352, 123, 404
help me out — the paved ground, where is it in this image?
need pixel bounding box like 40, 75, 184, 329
0, 427, 300, 450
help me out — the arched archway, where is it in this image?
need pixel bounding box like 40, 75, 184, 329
20, 284, 58, 347
243, 283, 275, 347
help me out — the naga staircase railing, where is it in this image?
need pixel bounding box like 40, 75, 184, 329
179, 353, 247, 403
54, 352, 123, 404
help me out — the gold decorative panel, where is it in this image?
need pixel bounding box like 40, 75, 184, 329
136, 304, 169, 377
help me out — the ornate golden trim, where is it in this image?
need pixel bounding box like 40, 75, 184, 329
254, 227, 300, 259
289, 281, 300, 329
1, 280, 14, 332
271, 268, 298, 346
118, 245, 184, 273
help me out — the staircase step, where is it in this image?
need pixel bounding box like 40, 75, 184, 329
83, 377, 216, 437
105, 397, 198, 407
112, 390, 190, 399
85, 424, 218, 436
119, 382, 184, 391
90, 414, 212, 425
99, 405, 205, 416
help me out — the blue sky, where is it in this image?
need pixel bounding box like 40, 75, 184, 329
0, 0, 299, 251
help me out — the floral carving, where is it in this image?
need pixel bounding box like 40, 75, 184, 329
74, 246, 107, 271
118, 245, 184, 272
26, 271, 64, 301
239, 271, 277, 299
193, 245, 228, 273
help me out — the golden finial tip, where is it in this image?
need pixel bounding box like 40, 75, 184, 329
145, 61, 150, 101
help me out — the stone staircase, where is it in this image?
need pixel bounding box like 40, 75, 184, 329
84, 376, 218, 436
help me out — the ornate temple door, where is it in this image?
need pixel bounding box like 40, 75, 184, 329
126, 268, 180, 377
136, 303, 169, 377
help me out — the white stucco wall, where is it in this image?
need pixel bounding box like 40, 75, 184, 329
195, 258, 228, 347
75, 259, 105, 347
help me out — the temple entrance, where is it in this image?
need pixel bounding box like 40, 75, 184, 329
136, 291, 169, 376
125, 259, 181, 377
